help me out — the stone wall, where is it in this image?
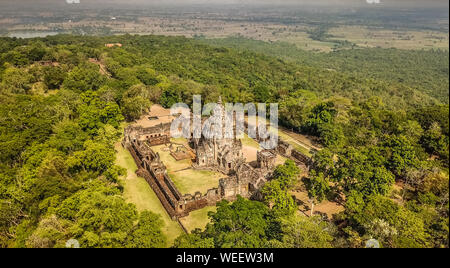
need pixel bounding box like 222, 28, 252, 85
291, 149, 312, 166
123, 119, 313, 219
124, 122, 172, 146
276, 140, 312, 169
182, 188, 221, 213
124, 136, 269, 218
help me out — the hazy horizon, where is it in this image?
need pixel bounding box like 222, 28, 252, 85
0, 0, 448, 9
1, 0, 447, 37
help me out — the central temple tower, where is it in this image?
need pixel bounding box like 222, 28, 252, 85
192, 97, 245, 175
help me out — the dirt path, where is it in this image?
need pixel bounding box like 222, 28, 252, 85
245, 115, 321, 155
291, 181, 344, 219
278, 126, 321, 151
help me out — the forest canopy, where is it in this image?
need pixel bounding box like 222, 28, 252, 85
0, 34, 448, 248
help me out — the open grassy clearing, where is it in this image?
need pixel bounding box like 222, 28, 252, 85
275, 154, 288, 166
329, 25, 449, 50
152, 144, 192, 171
280, 32, 336, 52
169, 169, 224, 195
241, 133, 261, 162
241, 133, 261, 149
151, 143, 225, 195
179, 206, 216, 233
114, 143, 184, 246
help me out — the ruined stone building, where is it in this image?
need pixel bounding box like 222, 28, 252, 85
193, 136, 245, 175
122, 102, 311, 219
191, 97, 246, 175
219, 149, 277, 200
123, 105, 177, 147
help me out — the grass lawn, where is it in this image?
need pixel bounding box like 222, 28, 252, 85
152, 144, 192, 171
276, 129, 312, 157
241, 133, 287, 166
179, 206, 216, 233
241, 133, 261, 149
282, 32, 336, 52
151, 143, 225, 195
169, 169, 224, 195
241, 133, 261, 163
275, 154, 288, 166
115, 143, 184, 246
329, 25, 449, 50
171, 137, 190, 146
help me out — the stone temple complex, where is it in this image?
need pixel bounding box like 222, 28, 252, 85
191, 97, 246, 175
122, 100, 311, 219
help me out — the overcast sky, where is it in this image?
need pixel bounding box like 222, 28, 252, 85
1, 0, 448, 7
83, 0, 447, 6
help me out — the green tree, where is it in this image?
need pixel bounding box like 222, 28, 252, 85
48, 120, 88, 153
128, 211, 167, 248
120, 84, 152, 121
301, 101, 336, 136
172, 229, 214, 248
204, 196, 274, 248
261, 180, 297, 216
26, 215, 70, 248
135, 67, 159, 86
306, 171, 330, 216
160, 85, 181, 108
63, 63, 105, 92
56, 183, 138, 248
66, 140, 116, 175
345, 193, 430, 248
43, 66, 67, 90
272, 160, 301, 189
384, 135, 420, 176
331, 148, 395, 196
422, 122, 449, 165
77, 90, 124, 133
0, 67, 33, 94
318, 123, 344, 147
270, 215, 334, 248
